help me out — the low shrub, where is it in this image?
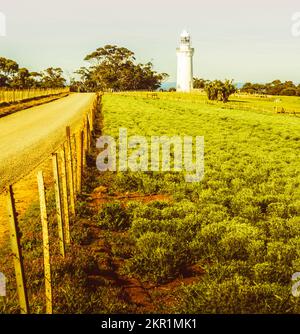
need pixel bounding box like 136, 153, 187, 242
97, 202, 130, 230
253, 262, 293, 285
125, 231, 192, 283
177, 276, 299, 314
71, 221, 95, 245
76, 201, 94, 218
191, 219, 265, 262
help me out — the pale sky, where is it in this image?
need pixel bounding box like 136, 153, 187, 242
0, 0, 300, 83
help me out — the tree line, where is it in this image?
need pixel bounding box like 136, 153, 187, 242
193, 77, 300, 102
3, 49, 298, 96
240, 80, 300, 96
0, 57, 66, 89
194, 78, 300, 97
0, 45, 168, 92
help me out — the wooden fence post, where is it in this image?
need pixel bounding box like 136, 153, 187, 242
6, 185, 29, 314
83, 121, 88, 167
89, 108, 94, 133
60, 147, 71, 245
76, 131, 84, 194
37, 171, 53, 314
88, 115, 92, 151
52, 153, 65, 257
66, 127, 76, 215
72, 134, 77, 197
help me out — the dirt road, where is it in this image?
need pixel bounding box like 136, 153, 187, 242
0, 93, 95, 191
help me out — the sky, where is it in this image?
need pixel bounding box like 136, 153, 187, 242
0, 0, 300, 83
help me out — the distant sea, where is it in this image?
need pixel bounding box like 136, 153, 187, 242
160, 82, 177, 90
235, 83, 245, 89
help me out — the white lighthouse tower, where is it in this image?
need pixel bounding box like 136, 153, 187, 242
176, 30, 194, 92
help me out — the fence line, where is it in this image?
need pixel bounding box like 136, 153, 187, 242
0, 88, 70, 104
4, 92, 102, 314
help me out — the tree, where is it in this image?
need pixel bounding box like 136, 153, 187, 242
11, 68, 34, 89
72, 67, 97, 92
193, 77, 206, 89
205, 80, 236, 103
0, 57, 19, 87
280, 88, 297, 96
73, 45, 168, 92
29, 72, 43, 88
40, 68, 66, 88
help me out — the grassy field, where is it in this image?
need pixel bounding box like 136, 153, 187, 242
99, 91, 300, 313
2, 91, 300, 314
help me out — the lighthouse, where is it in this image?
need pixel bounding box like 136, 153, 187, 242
176, 30, 194, 92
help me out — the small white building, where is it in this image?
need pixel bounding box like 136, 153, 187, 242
176, 30, 194, 92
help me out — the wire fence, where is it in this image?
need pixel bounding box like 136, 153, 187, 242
0, 88, 70, 104
3, 92, 102, 314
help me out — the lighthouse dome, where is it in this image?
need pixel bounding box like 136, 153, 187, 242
180, 30, 190, 38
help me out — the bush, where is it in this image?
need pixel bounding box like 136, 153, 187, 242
259, 217, 300, 241
125, 232, 192, 283
191, 220, 265, 262
201, 261, 251, 282
266, 239, 300, 267
205, 80, 236, 103
253, 262, 292, 285
130, 216, 199, 241
129, 200, 198, 221
76, 201, 93, 218
113, 171, 167, 194
107, 232, 136, 259
97, 202, 130, 230
177, 275, 299, 314
71, 220, 94, 245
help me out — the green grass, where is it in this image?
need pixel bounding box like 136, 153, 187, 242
3, 91, 300, 314
100, 91, 300, 313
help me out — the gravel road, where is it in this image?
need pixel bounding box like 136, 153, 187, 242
0, 93, 95, 191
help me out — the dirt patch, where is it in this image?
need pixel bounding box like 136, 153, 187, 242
90, 186, 172, 209
80, 220, 203, 313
